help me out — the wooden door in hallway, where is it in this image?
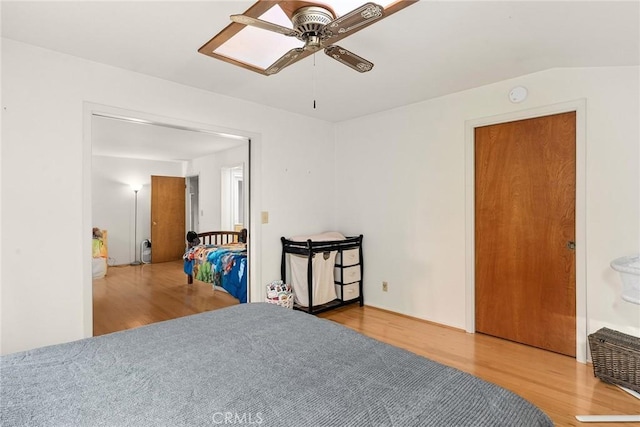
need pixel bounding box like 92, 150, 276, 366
475, 112, 576, 357
151, 175, 186, 263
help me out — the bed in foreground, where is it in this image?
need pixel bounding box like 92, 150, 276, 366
1, 304, 552, 426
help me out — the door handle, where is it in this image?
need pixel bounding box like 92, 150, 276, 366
567, 241, 576, 250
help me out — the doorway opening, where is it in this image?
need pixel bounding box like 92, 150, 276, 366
85, 103, 258, 337
187, 175, 200, 233
221, 165, 245, 231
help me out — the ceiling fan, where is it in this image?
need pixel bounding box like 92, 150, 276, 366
230, 2, 383, 75
198, 1, 417, 76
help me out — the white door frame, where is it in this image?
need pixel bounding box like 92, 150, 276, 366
464, 99, 588, 362
220, 164, 244, 231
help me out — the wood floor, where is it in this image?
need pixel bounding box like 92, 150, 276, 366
93, 262, 639, 426
93, 260, 238, 336
320, 307, 640, 427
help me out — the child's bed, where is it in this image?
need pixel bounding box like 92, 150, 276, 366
183, 229, 248, 303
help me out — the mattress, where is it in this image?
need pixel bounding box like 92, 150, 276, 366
1, 304, 553, 427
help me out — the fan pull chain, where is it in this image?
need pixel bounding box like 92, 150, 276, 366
313, 53, 317, 109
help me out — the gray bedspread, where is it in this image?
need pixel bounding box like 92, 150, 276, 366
1, 303, 553, 426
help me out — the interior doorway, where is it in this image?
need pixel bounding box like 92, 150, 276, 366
474, 112, 577, 357
221, 165, 245, 231
186, 175, 200, 233
87, 104, 255, 338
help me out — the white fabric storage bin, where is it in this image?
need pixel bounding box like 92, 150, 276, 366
287, 232, 345, 307
289, 252, 338, 307
337, 248, 359, 267
335, 265, 361, 284
335, 282, 360, 301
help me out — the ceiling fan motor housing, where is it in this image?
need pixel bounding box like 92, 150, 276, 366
292, 6, 334, 48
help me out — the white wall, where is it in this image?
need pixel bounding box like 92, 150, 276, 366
334, 66, 640, 340
92, 155, 184, 265
3, 36, 636, 356
1, 38, 335, 354
0, 5, 3, 347
186, 144, 249, 233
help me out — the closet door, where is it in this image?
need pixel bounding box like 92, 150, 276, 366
475, 112, 576, 357
151, 175, 186, 263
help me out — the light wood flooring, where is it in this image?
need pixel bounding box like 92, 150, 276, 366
93, 262, 639, 426
93, 260, 238, 336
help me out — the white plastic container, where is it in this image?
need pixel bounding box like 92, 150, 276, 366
610, 255, 640, 305
141, 239, 152, 264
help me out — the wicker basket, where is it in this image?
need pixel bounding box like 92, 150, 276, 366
266, 280, 294, 309
588, 327, 640, 393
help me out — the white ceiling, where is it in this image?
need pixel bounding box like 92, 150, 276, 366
2, 1, 639, 159
91, 115, 248, 162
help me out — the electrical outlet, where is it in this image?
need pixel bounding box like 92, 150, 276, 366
382, 281, 388, 292
261, 211, 269, 224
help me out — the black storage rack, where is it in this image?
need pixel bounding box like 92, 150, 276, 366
281, 234, 363, 315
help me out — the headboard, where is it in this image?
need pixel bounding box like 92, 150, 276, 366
197, 228, 247, 245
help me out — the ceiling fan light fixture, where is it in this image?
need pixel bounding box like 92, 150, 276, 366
213, 25, 300, 69
305, 35, 323, 51
198, 0, 418, 75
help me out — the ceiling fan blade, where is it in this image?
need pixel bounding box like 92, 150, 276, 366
324, 46, 374, 73
265, 47, 307, 75
230, 14, 299, 37
323, 2, 384, 39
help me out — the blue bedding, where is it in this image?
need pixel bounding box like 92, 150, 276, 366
183, 244, 247, 303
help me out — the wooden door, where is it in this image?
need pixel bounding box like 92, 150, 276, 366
475, 112, 576, 357
151, 175, 186, 263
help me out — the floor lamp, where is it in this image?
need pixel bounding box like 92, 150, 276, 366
130, 184, 142, 266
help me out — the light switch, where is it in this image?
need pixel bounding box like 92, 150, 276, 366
261, 211, 269, 224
